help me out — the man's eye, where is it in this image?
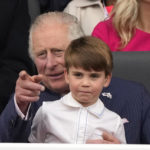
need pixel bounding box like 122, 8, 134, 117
53, 49, 64, 57
36, 51, 47, 59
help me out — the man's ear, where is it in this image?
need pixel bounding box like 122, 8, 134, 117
104, 73, 112, 88
64, 68, 69, 84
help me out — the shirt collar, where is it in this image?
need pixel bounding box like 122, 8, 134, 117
61, 92, 105, 118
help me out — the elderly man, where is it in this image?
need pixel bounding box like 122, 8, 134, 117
0, 12, 150, 144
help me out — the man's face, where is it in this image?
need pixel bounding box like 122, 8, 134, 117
32, 23, 70, 94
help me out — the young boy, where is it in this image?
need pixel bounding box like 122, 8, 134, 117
28, 36, 126, 143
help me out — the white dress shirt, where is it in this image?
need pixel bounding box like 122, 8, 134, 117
14, 94, 31, 120
29, 92, 126, 143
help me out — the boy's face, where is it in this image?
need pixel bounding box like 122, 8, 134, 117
65, 67, 111, 107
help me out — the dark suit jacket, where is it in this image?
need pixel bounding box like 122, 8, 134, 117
39, 0, 72, 13
0, 0, 35, 113
0, 77, 150, 143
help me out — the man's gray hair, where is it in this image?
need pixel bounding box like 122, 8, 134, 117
29, 12, 84, 60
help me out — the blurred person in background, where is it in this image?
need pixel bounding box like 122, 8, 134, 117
92, 0, 150, 51
64, 0, 116, 35
0, 0, 35, 114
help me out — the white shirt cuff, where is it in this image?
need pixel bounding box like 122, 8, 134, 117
14, 94, 31, 120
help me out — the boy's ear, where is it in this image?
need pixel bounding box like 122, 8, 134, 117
64, 68, 69, 84
104, 73, 112, 88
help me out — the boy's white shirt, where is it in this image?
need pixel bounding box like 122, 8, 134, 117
28, 92, 126, 143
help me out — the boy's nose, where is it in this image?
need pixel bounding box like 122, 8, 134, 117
82, 78, 90, 86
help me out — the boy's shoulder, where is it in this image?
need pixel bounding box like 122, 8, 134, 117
103, 106, 122, 121
41, 98, 62, 111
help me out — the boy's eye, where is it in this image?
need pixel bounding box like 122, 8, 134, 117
73, 72, 83, 78
90, 73, 100, 78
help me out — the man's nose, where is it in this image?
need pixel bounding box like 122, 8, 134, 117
46, 53, 57, 69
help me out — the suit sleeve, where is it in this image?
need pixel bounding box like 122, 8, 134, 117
0, 95, 33, 142
141, 88, 150, 143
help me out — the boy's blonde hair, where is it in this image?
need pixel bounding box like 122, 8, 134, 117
65, 36, 113, 76
111, 0, 139, 49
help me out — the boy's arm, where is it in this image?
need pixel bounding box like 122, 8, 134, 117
28, 105, 46, 143
114, 118, 126, 144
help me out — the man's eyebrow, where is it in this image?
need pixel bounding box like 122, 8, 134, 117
50, 48, 64, 51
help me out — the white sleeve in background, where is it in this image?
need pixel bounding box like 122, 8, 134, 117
14, 94, 31, 120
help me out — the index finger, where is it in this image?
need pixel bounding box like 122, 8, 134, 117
19, 71, 45, 91
31, 74, 43, 83
31, 74, 45, 91
19, 70, 32, 81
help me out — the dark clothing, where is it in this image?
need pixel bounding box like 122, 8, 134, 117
39, 0, 72, 13
1, 77, 150, 143
0, 0, 35, 113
